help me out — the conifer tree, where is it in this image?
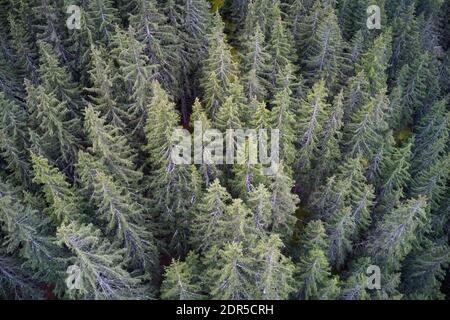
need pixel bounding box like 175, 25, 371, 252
266, 2, 295, 89
342, 71, 370, 123
367, 197, 428, 272
377, 138, 413, 202
129, 0, 181, 92
390, 1, 421, 80
219, 199, 258, 246
410, 155, 449, 214
190, 179, 231, 251
77, 155, 157, 273
144, 81, 199, 255
343, 97, 382, 160
189, 98, 220, 185
34, 0, 69, 63
297, 248, 341, 300
269, 67, 296, 170
0, 178, 66, 293
111, 26, 156, 135
302, 6, 345, 89
394, 53, 441, 126
161, 256, 204, 300
26, 83, 79, 170
267, 163, 299, 239
86, 0, 120, 46
84, 106, 142, 187
201, 12, 238, 117
340, 258, 371, 300
241, 24, 271, 100
296, 80, 331, 173
38, 41, 81, 115
214, 94, 243, 131
0, 92, 30, 185
31, 153, 79, 224
207, 241, 256, 300
57, 221, 147, 299
7, 13, 38, 84
85, 45, 126, 129
296, 220, 340, 300
401, 240, 450, 300
312, 90, 344, 186
411, 98, 448, 175
356, 31, 392, 96
246, 184, 272, 235
0, 252, 42, 299
253, 234, 296, 300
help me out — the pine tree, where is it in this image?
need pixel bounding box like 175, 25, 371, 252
367, 197, 428, 272
190, 179, 231, 251
144, 81, 199, 255
207, 241, 256, 300
411, 98, 448, 175
253, 234, 296, 300
77, 155, 157, 273
241, 24, 271, 100
269, 67, 296, 170
31, 153, 79, 224
303, 6, 345, 89
0, 92, 30, 185
401, 240, 450, 300
86, 0, 120, 46
267, 163, 299, 239
200, 12, 238, 117
267, 2, 295, 89
57, 221, 148, 299
246, 184, 272, 235
161, 256, 204, 300
84, 106, 142, 187
111, 26, 156, 135
0, 178, 66, 294
38, 41, 81, 115
26, 82, 79, 170
296, 80, 331, 173
85, 45, 127, 129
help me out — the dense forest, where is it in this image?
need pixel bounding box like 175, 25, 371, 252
0, 0, 449, 300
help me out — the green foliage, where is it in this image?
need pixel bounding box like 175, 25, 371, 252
161, 256, 205, 300
0, 92, 30, 185
57, 221, 148, 299
31, 153, 79, 224
0, 0, 448, 300
84, 106, 142, 186
201, 12, 238, 117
